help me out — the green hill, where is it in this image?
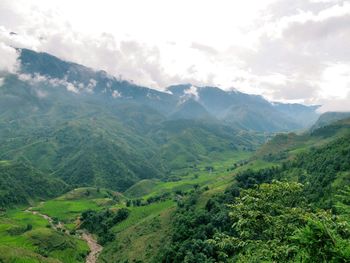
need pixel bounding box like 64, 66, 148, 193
0, 161, 67, 208
311, 111, 350, 131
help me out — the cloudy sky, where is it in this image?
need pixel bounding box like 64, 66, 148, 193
0, 0, 350, 111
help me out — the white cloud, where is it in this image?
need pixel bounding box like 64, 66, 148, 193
66, 83, 78, 93
0, 42, 19, 73
318, 91, 350, 112
319, 63, 350, 99
0, 0, 350, 111
183, 85, 199, 101
112, 90, 122, 98
17, 72, 86, 95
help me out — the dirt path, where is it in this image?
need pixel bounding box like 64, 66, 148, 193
82, 232, 103, 263
25, 205, 103, 263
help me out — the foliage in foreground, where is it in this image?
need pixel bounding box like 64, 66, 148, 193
161, 181, 350, 262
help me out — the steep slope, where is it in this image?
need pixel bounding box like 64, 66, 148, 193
152, 119, 264, 169
311, 111, 350, 131
169, 99, 213, 120
0, 161, 67, 207
0, 48, 320, 196
272, 102, 320, 127
221, 103, 300, 132
257, 117, 350, 162
156, 118, 350, 263
19, 48, 319, 131
0, 72, 262, 192
19, 48, 178, 114
167, 84, 316, 132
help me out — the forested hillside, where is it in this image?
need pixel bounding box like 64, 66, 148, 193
0, 48, 348, 263
157, 119, 350, 262
0, 161, 67, 207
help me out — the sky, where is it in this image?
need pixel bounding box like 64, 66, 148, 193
0, 0, 350, 112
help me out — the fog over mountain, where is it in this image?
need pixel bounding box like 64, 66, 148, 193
1, 2, 350, 263
1, 0, 350, 112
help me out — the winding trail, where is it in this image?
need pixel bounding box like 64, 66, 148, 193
82, 232, 103, 263
25, 205, 103, 263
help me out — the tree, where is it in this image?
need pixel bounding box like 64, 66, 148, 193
292, 211, 350, 262
208, 181, 350, 262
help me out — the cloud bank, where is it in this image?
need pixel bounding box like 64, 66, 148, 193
0, 0, 349, 111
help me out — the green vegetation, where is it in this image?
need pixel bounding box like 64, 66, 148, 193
100, 206, 175, 263
156, 119, 350, 262
0, 161, 67, 208
80, 208, 130, 244
32, 188, 117, 229
0, 209, 89, 263
0, 72, 264, 193
1, 50, 349, 262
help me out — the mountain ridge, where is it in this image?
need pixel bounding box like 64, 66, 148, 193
17, 48, 319, 132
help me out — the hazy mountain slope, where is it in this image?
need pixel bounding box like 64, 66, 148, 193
167, 84, 315, 132
19, 48, 178, 114
272, 102, 320, 127
0, 71, 261, 192
169, 99, 213, 120
19, 48, 319, 131
151, 119, 264, 169
257, 117, 350, 162
0, 48, 321, 196
311, 111, 350, 131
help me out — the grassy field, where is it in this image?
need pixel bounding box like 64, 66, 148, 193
32, 187, 116, 230
0, 150, 276, 263
125, 151, 253, 199
100, 206, 175, 263
0, 209, 89, 263
112, 200, 175, 233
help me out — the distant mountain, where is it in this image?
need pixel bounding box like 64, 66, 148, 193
0, 48, 322, 196
19, 49, 320, 132
169, 99, 213, 120
311, 112, 350, 131
256, 116, 350, 168
19, 48, 178, 114
167, 84, 317, 132
272, 102, 320, 128
0, 64, 262, 193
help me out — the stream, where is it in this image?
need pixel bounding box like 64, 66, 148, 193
25, 206, 103, 263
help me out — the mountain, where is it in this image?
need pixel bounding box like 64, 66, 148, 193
19, 48, 178, 114
0, 161, 67, 207
168, 84, 316, 132
0, 50, 266, 195
1, 48, 348, 263
271, 102, 320, 128
0, 48, 320, 197
169, 99, 213, 120
97, 116, 350, 263
311, 111, 350, 131
19, 49, 319, 132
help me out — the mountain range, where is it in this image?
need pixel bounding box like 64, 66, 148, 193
0, 48, 321, 200
18, 48, 320, 132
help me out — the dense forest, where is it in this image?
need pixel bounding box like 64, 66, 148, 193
0, 161, 67, 207
158, 133, 350, 262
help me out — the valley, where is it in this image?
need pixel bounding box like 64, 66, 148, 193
0, 48, 349, 262
0, 144, 271, 262
25, 206, 102, 263
2, 118, 348, 262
